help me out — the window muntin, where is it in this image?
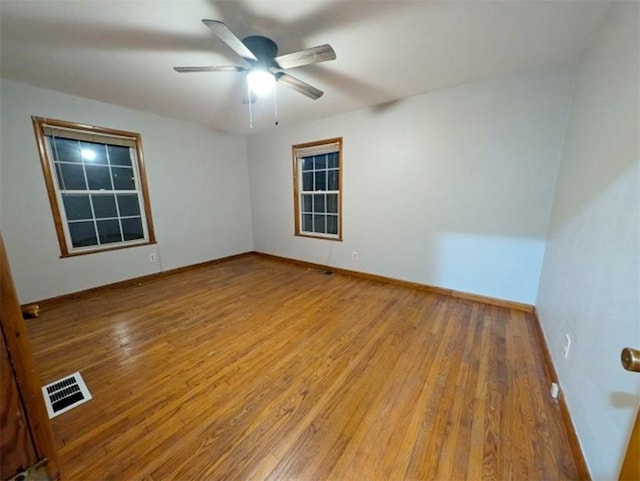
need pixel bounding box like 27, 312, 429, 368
32, 117, 156, 257
293, 138, 342, 241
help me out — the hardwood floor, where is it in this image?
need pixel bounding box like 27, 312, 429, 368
26, 255, 579, 480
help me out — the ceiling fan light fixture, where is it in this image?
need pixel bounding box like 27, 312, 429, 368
247, 68, 275, 95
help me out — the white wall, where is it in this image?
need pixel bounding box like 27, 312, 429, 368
247, 66, 575, 304
536, 2, 640, 479
0, 80, 253, 303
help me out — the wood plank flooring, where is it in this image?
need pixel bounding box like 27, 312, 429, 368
25, 255, 579, 480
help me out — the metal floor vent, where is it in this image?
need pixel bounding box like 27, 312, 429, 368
42, 371, 92, 418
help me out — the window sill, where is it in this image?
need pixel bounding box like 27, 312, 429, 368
294, 232, 343, 242
59, 240, 157, 258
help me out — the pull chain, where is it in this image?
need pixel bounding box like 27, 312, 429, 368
274, 83, 279, 126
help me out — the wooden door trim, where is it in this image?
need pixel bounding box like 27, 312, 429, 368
0, 234, 62, 480
1, 324, 38, 477
619, 408, 640, 480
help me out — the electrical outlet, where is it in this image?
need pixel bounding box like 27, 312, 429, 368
352, 251, 358, 261
148, 252, 157, 263
563, 333, 571, 359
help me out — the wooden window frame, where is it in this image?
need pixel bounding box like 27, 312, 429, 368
32, 116, 156, 257
292, 137, 343, 241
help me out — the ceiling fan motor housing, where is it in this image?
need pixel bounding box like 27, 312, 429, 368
242, 36, 278, 67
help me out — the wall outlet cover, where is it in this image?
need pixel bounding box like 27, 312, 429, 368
550, 382, 560, 399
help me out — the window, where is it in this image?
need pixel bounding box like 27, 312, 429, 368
292, 137, 342, 240
32, 117, 156, 257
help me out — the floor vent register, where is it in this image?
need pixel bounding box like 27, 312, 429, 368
41, 371, 92, 418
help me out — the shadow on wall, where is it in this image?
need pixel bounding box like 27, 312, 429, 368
536, 160, 640, 478
432, 232, 545, 303
548, 122, 640, 237
546, 4, 639, 236
610, 391, 640, 409
310, 230, 545, 305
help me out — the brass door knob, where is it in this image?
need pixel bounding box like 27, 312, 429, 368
621, 348, 640, 373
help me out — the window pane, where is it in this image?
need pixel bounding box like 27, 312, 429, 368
327, 215, 338, 235
54, 164, 63, 189
52, 138, 81, 163
117, 194, 141, 217
314, 171, 326, 191
327, 194, 338, 214
302, 214, 313, 232
327, 169, 339, 191
92, 194, 118, 219
108, 145, 132, 166
302, 172, 313, 192
313, 214, 326, 234
302, 194, 312, 213
301, 157, 314, 171
97, 219, 122, 244
69, 221, 97, 247
62, 195, 92, 220
315, 154, 327, 170
327, 152, 339, 169
313, 194, 325, 213
58, 163, 87, 190
79, 142, 108, 165
86, 165, 112, 190
121, 217, 144, 241
112, 167, 135, 190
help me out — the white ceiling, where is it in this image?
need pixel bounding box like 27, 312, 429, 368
0, 0, 611, 135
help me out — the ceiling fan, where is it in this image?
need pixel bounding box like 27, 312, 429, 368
174, 20, 336, 101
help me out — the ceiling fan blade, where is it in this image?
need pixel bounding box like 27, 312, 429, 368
173, 66, 246, 73
274, 44, 336, 70
201, 19, 257, 61
276, 73, 323, 100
